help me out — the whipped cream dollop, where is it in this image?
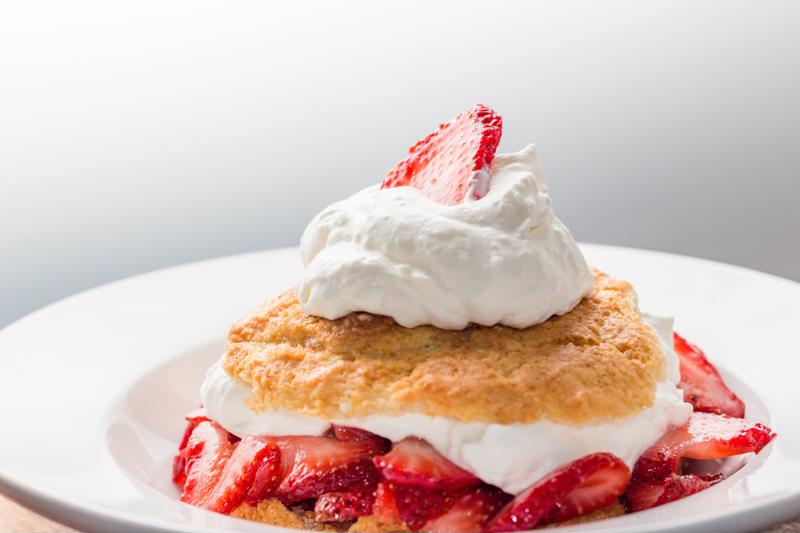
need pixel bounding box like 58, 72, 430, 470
202, 315, 692, 495
299, 145, 594, 330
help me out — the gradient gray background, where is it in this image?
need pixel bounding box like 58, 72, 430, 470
1, 0, 798, 328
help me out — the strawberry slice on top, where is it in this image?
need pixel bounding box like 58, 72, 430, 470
674, 332, 746, 418
381, 104, 503, 206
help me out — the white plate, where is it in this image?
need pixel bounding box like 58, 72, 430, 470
1, 245, 799, 533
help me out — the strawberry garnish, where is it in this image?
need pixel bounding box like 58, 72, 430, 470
273, 435, 381, 504
375, 437, 480, 491
420, 486, 511, 533
315, 487, 377, 522
487, 453, 630, 532
332, 424, 391, 454
381, 104, 503, 206
633, 412, 776, 483
674, 332, 746, 417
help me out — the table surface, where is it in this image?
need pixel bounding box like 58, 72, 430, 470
1, 493, 798, 532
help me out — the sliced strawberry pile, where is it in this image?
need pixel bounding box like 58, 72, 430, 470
374, 437, 479, 490
173, 335, 777, 529
381, 104, 503, 205
487, 453, 630, 532
674, 332, 746, 417
173, 419, 383, 513
625, 412, 776, 511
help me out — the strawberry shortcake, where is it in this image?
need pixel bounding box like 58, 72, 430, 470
172, 105, 775, 531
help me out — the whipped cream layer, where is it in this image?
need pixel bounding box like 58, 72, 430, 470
299, 145, 594, 330
202, 315, 692, 495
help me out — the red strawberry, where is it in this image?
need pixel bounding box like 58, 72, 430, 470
624, 474, 720, 512
244, 444, 282, 504
272, 436, 381, 504
172, 408, 211, 486
332, 424, 391, 454
633, 412, 776, 483
674, 333, 746, 417
381, 104, 503, 205
315, 487, 377, 522
192, 435, 277, 513
384, 483, 458, 531
542, 454, 631, 525
420, 486, 511, 533
374, 437, 479, 490
177, 421, 234, 501
487, 453, 630, 532
180, 422, 277, 513
374, 481, 403, 525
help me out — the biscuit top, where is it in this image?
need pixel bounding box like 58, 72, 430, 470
223, 271, 668, 425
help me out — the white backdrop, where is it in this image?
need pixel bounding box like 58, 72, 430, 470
1, 0, 798, 327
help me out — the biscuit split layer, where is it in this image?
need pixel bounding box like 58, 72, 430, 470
223, 271, 666, 425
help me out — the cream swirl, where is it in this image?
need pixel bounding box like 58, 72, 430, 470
299, 144, 594, 329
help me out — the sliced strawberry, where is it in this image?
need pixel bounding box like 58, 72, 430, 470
195, 435, 277, 513
486, 453, 630, 532
179, 421, 235, 508
374, 481, 403, 525
624, 474, 720, 512
172, 408, 212, 486
381, 104, 503, 205
386, 483, 457, 531
272, 436, 381, 504
244, 444, 282, 504
674, 333, 746, 417
374, 437, 479, 490
315, 487, 377, 522
420, 486, 511, 533
634, 412, 776, 483
332, 424, 391, 454
542, 454, 631, 525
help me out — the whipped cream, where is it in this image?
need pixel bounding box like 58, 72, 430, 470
202, 315, 692, 495
298, 145, 594, 330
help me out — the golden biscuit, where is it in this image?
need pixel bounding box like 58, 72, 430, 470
223, 271, 666, 425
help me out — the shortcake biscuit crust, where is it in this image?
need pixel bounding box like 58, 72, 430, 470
223, 271, 667, 425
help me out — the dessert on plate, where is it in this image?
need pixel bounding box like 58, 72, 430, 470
172, 105, 776, 531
